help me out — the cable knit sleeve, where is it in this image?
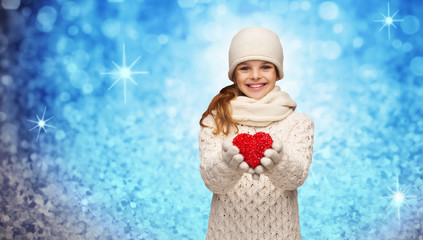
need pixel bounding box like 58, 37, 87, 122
266, 115, 314, 190
199, 117, 243, 194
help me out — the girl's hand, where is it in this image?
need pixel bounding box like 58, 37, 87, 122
254, 136, 283, 176
222, 136, 250, 173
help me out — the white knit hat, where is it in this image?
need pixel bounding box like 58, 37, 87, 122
228, 27, 284, 81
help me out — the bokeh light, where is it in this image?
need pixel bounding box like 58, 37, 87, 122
401, 15, 420, 35
319, 1, 339, 20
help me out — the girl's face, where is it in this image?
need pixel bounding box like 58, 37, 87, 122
234, 60, 277, 100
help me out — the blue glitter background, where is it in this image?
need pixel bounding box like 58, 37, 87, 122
1, 0, 422, 239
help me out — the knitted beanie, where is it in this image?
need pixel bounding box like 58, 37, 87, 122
228, 27, 284, 81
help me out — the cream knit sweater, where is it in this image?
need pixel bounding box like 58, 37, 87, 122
199, 112, 314, 240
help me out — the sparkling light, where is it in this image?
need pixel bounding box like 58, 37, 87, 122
374, 2, 403, 40
101, 44, 149, 104
380, 175, 416, 220
27, 106, 55, 142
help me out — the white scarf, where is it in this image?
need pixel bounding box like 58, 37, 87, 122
230, 86, 297, 127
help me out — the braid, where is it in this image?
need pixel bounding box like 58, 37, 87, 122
199, 84, 243, 135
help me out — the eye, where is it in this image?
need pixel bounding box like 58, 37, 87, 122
262, 65, 272, 70
239, 66, 249, 71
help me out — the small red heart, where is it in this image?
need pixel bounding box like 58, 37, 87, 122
232, 132, 273, 168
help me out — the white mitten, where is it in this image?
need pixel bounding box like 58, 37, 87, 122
255, 135, 283, 175
222, 136, 249, 173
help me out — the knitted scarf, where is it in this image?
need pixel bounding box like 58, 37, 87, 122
230, 86, 297, 127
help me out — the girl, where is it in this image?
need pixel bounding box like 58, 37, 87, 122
199, 27, 314, 239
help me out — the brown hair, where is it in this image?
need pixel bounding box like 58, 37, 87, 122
199, 83, 244, 135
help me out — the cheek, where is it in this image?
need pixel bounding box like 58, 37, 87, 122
265, 72, 277, 83
234, 73, 245, 84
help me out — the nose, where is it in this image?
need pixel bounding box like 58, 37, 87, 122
250, 68, 261, 80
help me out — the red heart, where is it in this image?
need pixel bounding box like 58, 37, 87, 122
232, 132, 273, 168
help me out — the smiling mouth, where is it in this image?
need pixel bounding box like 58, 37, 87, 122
247, 83, 266, 88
